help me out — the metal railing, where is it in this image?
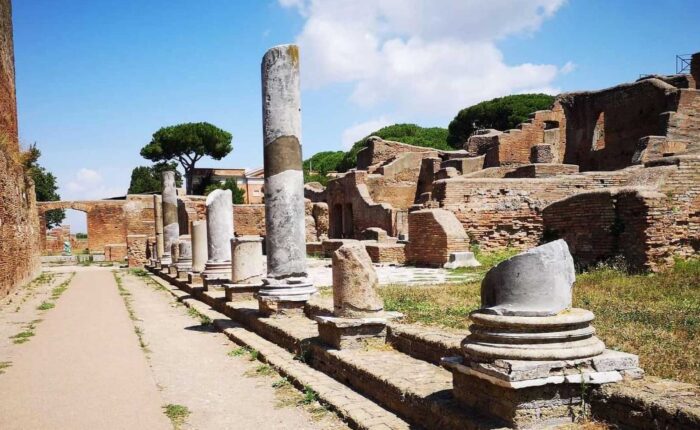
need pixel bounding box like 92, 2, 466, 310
676, 54, 692, 74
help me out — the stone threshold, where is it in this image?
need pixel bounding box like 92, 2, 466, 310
148, 272, 412, 430
148, 267, 503, 430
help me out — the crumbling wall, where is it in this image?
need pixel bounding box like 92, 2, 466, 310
432, 170, 632, 251
326, 170, 396, 238
406, 209, 470, 267
542, 155, 699, 271
558, 79, 681, 171
357, 137, 439, 171
234, 204, 266, 236
0, 0, 41, 298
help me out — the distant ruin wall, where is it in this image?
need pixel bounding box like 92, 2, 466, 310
558, 79, 680, 171
0, 0, 42, 298
406, 209, 470, 267
542, 156, 699, 271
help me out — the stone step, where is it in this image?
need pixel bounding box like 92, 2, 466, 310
149, 270, 502, 430
148, 274, 413, 430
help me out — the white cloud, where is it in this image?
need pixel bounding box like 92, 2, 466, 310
280, 0, 569, 117
341, 116, 393, 149
560, 61, 577, 75
64, 167, 124, 201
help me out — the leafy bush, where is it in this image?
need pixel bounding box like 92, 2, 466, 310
203, 178, 245, 204
446, 94, 555, 147
127, 161, 182, 194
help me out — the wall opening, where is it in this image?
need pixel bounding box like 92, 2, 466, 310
43, 209, 88, 255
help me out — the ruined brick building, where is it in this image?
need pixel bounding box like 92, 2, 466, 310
0, 0, 41, 298
314, 53, 700, 271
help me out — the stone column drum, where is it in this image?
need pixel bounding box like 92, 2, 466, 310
256, 44, 316, 314
190, 220, 207, 273
153, 194, 164, 261
202, 189, 233, 280
161, 171, 179, 265
443, 240, 643, 428
231, 236, 264, 285
316, 243, 400, 349
175, 236, 192, 270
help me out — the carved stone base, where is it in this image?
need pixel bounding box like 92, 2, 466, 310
443, 350, 643, 428
224, 282, 262, 302
315, 313, 402, 349
255, 276, 316, 317
257, 298, 306, 317
187, 272, 202, 285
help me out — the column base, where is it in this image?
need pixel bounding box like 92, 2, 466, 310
256, 276, 317, 317
442, 350, 643, 429
225, 282, 262, 302
315, 312, 402, 349
187, 272, 203, 285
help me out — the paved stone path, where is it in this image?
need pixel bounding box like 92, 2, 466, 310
119, 271, 344, 430
0, 267, 171, 430
0, 266, 345, 430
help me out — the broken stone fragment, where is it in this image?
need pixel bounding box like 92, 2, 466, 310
332, 242, 384, 318
480, 239, 575, 317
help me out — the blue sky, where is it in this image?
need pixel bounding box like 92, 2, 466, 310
12, 0, 699, 231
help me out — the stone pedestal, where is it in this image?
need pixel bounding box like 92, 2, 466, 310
315, 243, 400, 349
226, 236, 264, 301
161, 171, 179, 265
256, 44, 316, 315
190, 220, 207, 273
443, 251, 480, 269
202, 189, 233, 284
447, 240, 643, 428
175, 237, 192, 279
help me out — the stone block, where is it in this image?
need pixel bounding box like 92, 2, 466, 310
443, 251, 480, 269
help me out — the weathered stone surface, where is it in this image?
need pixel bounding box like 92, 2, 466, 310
443, 251, 480, 269
190, 220, 207, 273
231, 236, 264, 284
481, 239, 574, 317
161, 171, 179, 264
332, 243, 383, 318
257, 44, 316, 310
203, 189, 233, 279
152, 195, 164, 259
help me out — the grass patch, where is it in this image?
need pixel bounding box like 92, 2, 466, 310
37, 301, 55, 311
11, 329, 35, 344
254, 364, 275, 376
113, 271, 149, 352
228, 346, 252, 357
187, 307, 212, 326
129, 268, 149, 277
0, 361, 11, 374
383, 258, 700, 384
162, 404, 190, 429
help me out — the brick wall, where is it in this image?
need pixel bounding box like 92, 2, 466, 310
0, 0, 18, 157
558, 78, 681, 171
234, 204, 266, 236
542, 155, 699, 271
126, 234, 148, 267
433, 170, 632, 251
0, 0, 41, 299
406, 209, 470, 267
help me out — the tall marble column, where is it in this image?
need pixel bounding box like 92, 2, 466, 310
256, 44, 316, 314
153, 195, 164, 261
202, 189, 233, 279
190, 220, 207, 273
161, 171, 179, 265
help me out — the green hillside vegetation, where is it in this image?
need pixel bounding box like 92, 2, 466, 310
447, 93, 555, 147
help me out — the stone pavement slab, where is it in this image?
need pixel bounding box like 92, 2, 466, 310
0, 267, 171, 430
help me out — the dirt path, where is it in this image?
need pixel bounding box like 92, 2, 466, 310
0, 267, 171, 430
120, 270, 345, 430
